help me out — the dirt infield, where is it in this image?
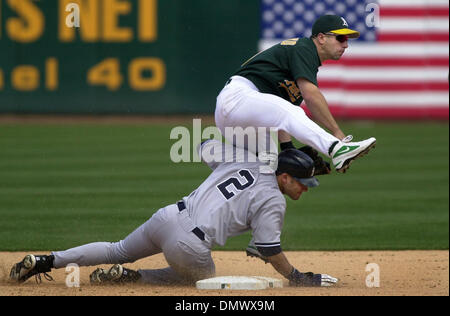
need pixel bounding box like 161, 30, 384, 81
0, 251, 448, 296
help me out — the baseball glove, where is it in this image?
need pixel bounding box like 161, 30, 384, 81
298, 146, 331, 175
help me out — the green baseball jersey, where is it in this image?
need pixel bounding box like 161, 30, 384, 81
234, 37, 322, 106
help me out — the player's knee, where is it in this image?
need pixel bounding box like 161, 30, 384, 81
108, 241, 137, 264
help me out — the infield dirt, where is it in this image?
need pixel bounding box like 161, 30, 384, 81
0, 250, 448, 296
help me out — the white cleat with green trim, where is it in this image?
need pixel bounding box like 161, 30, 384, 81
331, 137, 377, 173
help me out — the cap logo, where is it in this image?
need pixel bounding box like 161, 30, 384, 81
341, 17, 348, 27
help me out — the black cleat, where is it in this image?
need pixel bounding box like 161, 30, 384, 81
90, 264, 141, 285
10, 254, 54, 283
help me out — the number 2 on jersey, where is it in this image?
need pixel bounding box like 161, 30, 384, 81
217, 170, 255, 200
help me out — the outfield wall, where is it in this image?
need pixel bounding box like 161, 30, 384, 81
0, 0, 259, 114
0, 0, 448, 119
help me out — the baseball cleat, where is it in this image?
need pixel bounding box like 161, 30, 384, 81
330, 137, 377, 173
245, 242, 269, 264
10, 254, 54, 283
89, 267, 108, 284
89, 264, 141, 284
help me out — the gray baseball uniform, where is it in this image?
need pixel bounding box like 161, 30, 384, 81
52, 140, 286, 284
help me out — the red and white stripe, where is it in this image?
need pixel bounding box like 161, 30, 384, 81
318, 0, 449, 119
378, 0, 449, 42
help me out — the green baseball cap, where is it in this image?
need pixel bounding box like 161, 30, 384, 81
311, 15, 360, 38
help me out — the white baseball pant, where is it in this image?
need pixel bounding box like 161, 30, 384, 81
215, 76, 339, 156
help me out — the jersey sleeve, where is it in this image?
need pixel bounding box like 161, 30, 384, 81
288, 46, 319, 86
250, 195, 286, 257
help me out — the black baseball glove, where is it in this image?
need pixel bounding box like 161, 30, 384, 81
298, 146, 331, 175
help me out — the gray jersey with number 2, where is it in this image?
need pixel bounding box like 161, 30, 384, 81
184, 140, 286, 253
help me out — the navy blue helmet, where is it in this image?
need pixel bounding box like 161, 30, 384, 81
276, 148, 319, 187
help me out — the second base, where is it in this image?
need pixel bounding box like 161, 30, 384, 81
196, 276, 283, 290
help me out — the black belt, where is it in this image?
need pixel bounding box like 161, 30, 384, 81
177, 201, 205, 241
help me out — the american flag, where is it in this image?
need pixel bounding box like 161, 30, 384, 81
261, 0, 449, 119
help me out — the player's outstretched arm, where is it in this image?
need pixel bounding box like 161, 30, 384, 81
267, 251, 338, 287
267, 251, 292, 278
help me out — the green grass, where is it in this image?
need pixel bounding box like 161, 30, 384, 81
0, 121, 448, 251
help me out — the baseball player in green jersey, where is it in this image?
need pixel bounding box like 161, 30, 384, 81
215, 14, 376, 173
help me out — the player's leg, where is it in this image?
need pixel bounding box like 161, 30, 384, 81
161, 233, 215, 284
11, 207, 168, 283
91, 264, 212, 286
216, 76, 376, 172
88, 204, 215, 285
137, 248, 215, 285
137, 267, 187, 285
51, 209, 166, 269
136, 205, 215, 284
216, 77, 338, 156
93, 205, 215, 285
11, 204, 214, 285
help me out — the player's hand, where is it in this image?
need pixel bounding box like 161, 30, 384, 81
288, 268, 338, 287
298, 146, 331, 175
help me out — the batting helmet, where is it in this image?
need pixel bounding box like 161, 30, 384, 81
276, 148, 319, 187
